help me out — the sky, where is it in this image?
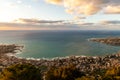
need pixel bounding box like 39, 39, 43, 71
0, 0, 120, 30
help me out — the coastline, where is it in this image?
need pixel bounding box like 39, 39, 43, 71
89, 37, 120, 46
1, 44, 120, 74
0, 44, 24, 55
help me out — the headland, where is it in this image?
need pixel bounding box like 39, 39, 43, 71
89, 37, 120, 46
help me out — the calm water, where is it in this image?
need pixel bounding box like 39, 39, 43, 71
0, 30, 120, 58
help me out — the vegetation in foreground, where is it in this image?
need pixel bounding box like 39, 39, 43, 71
0, 63, 120, 80
0, 64, 42, 80
45, 64, 85, 80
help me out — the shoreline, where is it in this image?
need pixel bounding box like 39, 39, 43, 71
1, 44, 120, 75
89, 37, 120, 46
0, 44, 101, 60
1, 52, 120, 73
0, 44, 24, 55
0, 45, 120, 73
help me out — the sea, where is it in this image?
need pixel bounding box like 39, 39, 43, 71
0, 30, 120, 59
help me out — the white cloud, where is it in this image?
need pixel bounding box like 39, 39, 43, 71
46, 0, 62, 5
104, 5, 120, 14
45, 0, 120, 16
100, 20, 120, 25
0, 18, 119, 30
14, 18, 64, 24
17, 0, 22, 4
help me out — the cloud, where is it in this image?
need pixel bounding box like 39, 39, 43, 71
0, 20, 120, 30
14, 18, 64, 24
45, 0, 62, 5
0, 18, 119, 30
63, 0, 102, 15
104, 5, 120, 14
45, 0, 120, 16
0, 18, 80, 30
79, 22, 94, 25
100, 20, 120, 25
17, 0, 22, 4
0, 22, 81, 30
74, 16, 86, 20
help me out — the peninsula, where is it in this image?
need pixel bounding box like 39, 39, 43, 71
89, 37, 120, 46
0, 44, 23, 55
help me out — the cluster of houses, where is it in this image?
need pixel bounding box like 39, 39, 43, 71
1, 52, 120, 74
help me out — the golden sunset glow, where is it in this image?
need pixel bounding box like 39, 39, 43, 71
0, 0, 119, 30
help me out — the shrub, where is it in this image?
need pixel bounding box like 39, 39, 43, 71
0, 63, 42, 80
45, 64, 85, 80
75, 76, 95, 80
103, 66, 120, 80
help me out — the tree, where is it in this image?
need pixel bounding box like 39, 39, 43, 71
45, 64, 85, 80
103, 66, 120, 80
75, 76, 95, 80
0, 63, 42, 80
